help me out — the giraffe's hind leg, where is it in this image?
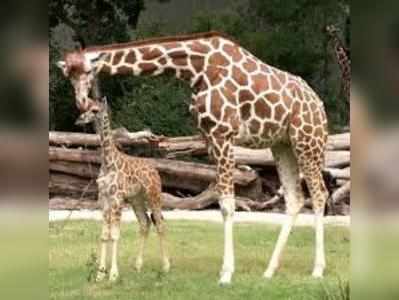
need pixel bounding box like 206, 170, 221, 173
109, 198, 123, 281
292, 133, 329, 278
300, 160, 328, 278
264, 144, 305, 278
130, 195, 151, 272
150, 207, 170, 273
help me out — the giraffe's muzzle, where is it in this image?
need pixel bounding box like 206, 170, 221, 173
76, 97, 96, 113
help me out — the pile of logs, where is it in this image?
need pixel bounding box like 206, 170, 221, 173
49, 130, 350, 214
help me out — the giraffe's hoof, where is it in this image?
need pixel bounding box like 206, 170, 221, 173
135, 259, 143, 272
263, 269, 275, 279
96, 270, 107, 282
312, 266, 324, 278
109, 270, 119, 282
162, 260, 170, 273
218, 272, 232, 286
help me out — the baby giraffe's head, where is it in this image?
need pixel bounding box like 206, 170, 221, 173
75, 97, 107, 126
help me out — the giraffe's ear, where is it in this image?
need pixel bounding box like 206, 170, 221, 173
56, 61, 68, 76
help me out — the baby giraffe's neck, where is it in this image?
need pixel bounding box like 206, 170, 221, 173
95, 110, 117, 168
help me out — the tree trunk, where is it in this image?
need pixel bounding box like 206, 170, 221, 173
49, 131, 349, 152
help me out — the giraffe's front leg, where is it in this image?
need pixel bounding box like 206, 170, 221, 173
97, 208, 111, 282
219, 194, 235, 285
109, 202, 122, 282
312, 210, 326, 278
211, 138, 236, 285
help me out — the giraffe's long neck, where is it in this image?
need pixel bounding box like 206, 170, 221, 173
330, 33, 350, 76
95, 109, 117, 167
87, 39, 212, 91
328, 32, 351, 100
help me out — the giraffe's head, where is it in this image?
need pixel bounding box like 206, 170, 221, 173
75, 96, 107, 126
57, 50, 106, 112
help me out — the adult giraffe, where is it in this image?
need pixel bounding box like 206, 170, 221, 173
57, 31, 329, 284
326, 25, 351, 103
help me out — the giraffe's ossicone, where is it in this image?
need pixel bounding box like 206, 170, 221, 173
75, 97, 170, 282
60, 31, 329, 284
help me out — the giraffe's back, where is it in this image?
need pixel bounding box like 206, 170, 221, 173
119, 154, 162, 208
194, 36, 328, 150
235, 65, 328, 149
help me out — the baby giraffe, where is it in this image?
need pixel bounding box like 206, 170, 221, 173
75, 97, 170, 282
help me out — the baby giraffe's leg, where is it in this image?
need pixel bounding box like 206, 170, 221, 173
97, 207, 111, 282
130, 197, 151, 272
151, 209, 170, 272
109, 200, 123, 281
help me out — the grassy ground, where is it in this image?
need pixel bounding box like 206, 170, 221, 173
49, 220, 349, 300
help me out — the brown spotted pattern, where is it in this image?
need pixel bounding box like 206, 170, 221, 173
326, 25, 350, 103
76, 102, 169, 281
64, 30, 329, 213
61, 31, 330, 283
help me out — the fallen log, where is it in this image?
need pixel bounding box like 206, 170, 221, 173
49, 173, 97, 198
331, 181, 351, 205
50, 193, 267, 212
162, 184, 255, 211
234, 148, 349, 168
49, 170, 263, 201
49, 130, 161, 147
49, 145, 348, 200
324, 167, 350, 180
326, 132, 350, 150
49, 131, 100, 147
162, 137, 207, 157
49, 147, 101, 164
49, 147, 258, 187
49, 131, 349, 154
49, 145, 349, 174
49, 169, 350, 213
336, 179, 350, 186
162, 187, 218, 210
49, 197, 101, 210
50, 161, 100, 179
49, 145, 263, 199
324, 151, 350, 168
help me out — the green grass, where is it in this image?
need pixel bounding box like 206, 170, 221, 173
49, 220, 349, 300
